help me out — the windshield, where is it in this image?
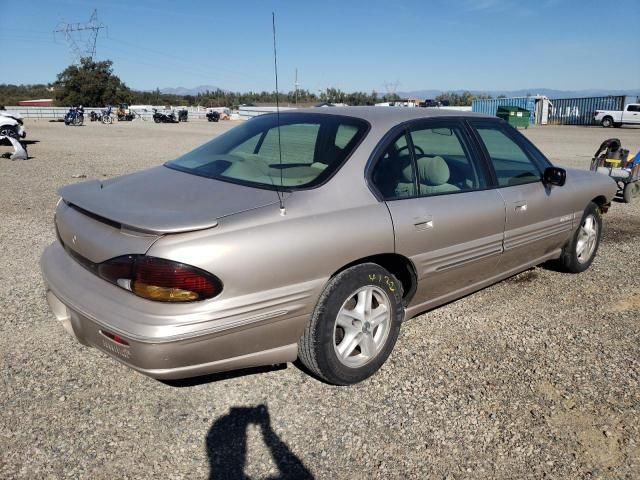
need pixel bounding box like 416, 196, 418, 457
166, 113, 369, 190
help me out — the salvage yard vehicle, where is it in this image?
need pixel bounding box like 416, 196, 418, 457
591, 138, 640, 202
0, 108, 26, 145
64, 106, 84, 126
41, 108, 618, 385
152, 109, 178, 123
594, 103, 640, 127
117, 104, 136, 121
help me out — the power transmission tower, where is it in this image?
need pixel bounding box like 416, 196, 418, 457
54, 9, 105, 62
383, 80, 400, 99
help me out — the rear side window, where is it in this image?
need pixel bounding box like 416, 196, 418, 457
474, 125, 542, 187
627, 104, 640, 112
167, 113, 368, 189
371, 132, 415, 200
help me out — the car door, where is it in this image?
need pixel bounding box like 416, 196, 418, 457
624, 104, 640, 124
369, 119, 506, 309
468, 119, 575, 273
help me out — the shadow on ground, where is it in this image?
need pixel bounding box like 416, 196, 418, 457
206, 404, 313, 480
161, 364, 287, 388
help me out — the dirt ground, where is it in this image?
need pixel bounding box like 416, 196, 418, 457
1, 118, 639, 479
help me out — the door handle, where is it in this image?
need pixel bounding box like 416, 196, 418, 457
413, 215, 433, 230
513, 200, 528, 212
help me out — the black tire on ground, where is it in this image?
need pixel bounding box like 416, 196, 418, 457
298, 263, 404, 385
601, 116, 614, 128
0, 125, 18, 138
153, 117, 160, 123
623, 182, 639, 203
558, 202, 602, 273
613, 123, 622, 128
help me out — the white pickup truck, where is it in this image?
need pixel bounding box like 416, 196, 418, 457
594, 103, 640, 127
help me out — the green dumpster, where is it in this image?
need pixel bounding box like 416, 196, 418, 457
496, 105, 530, 129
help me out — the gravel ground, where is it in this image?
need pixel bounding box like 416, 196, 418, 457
1, 120, 639, 479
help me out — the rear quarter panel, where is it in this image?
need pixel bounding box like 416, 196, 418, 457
146, 193, 395, 319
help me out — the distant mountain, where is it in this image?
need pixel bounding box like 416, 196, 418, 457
160, 85, 225, 95
398, 88, 640, 99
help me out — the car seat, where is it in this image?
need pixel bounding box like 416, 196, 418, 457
415, 156, 460, 195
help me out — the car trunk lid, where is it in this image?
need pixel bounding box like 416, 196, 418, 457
58, 165, 280, 234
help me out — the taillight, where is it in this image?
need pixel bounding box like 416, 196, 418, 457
97, 255, 222, 302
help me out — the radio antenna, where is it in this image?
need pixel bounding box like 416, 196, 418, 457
272, 12, 285, 215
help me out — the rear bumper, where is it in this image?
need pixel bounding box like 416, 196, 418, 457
40, 242, 307, 379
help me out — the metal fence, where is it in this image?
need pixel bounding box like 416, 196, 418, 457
546, 96, 625, 125
4, 106, 220, 121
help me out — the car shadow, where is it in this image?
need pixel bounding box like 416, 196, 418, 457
160, 364, 288, 388
206, 404, 313, 480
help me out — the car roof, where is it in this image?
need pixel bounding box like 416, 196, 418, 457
279, 106, 492, 128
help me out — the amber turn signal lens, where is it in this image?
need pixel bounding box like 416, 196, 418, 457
132, 282, 199, 302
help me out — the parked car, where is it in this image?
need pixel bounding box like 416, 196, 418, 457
594, 103, 640, 127
41, 108, 618, 385
0, 108, 26, 144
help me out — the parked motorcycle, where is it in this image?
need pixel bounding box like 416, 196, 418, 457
101, 106, 114, 124
89, 111, 101, 122
64, 106, 84, 126
177, 109, 188, 122
206, 111, 220, 122
152, 109, 178, 123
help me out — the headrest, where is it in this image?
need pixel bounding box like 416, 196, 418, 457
416, 156, 450, 186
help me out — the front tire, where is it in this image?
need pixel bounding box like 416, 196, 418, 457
558, 202, 602, 273
298, 263, 403, 385
0, 125, 18, 139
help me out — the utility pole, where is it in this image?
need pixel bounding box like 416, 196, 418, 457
294, 68, 299, 106
54, 9, 105, 62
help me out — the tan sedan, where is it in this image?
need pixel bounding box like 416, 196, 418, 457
41, 108, 617, 385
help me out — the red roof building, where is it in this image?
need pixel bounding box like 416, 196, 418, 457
17, 99, 54, 107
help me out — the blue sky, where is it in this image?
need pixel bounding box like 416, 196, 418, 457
2, 0, 639, 93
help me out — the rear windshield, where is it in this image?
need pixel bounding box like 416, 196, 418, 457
167, 113, 369, 190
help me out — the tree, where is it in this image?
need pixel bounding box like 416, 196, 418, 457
53, 57, 131, 107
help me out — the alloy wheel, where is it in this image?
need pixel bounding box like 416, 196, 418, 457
576, 214, 598, 263
333, 286, 391, 368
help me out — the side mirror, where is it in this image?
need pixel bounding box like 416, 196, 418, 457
543, 166, 566, 186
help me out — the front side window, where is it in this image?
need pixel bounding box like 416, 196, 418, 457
474, 125, 542, 187
167, 113, 368, 189
627, 104, 640, 112
409, 124, 488, 195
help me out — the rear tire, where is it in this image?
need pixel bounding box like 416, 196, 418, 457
623, 182, 639, 203
601, 117, 613, 128
558, 202, 602, 273
298, 263, 403, 385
